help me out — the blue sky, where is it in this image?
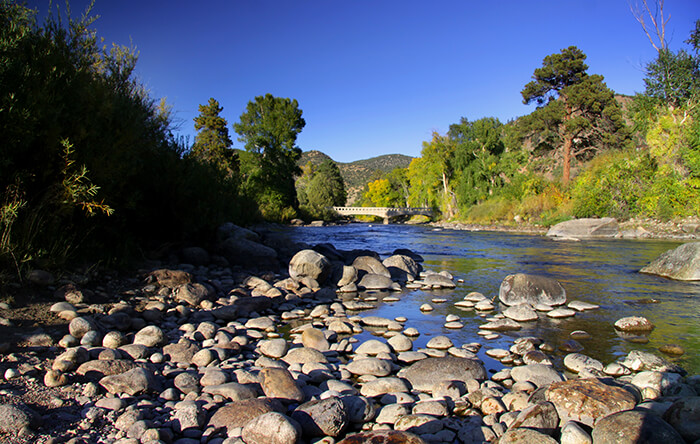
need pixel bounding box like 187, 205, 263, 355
28, 0, 700, 162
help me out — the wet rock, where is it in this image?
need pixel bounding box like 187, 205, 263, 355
614, 316, 655, 332
630, 371, 682, 395
591, 409, 684, 444
425, 336, 453, 350
503, 304, 538, 322
663, 396, 700, 442
353, 256, 391, 278
546, 378, 637, 427
620, 350, 685, 374
423, 274, 456, 289
289, 249, 331, 284
27, 269, 54, 286
398, 356, 486, 392
659, 344, 685, 356
241, 412, 301, 444
563, 353, 603, 373
337, 430, 427, 444
383, 255, 420, 282
480, 318, 522, 331
291, 396, 349, 437
640, 241, 700, 281
498, 273, 566, 307
358, 273, 397, 291
547, 217, 619, 238
547, 307, 577, 318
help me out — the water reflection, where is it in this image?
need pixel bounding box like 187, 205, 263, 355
286, 224, 700, 374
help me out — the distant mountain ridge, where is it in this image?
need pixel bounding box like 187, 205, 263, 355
298, 150, 414, 204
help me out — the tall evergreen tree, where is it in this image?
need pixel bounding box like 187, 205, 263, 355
520, 46, 629, 184
190, 98, 237, 179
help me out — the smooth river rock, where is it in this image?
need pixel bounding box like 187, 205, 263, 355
545, 378, 638, 427
546, 217, 619, 238
640, 241, 700, 281
591, 409, 685, 444
498, 273, 567, 307
398, 356, 487, 392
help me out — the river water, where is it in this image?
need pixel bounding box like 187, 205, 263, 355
284, 223, 700, 375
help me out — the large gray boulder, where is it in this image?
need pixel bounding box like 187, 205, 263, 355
218, 223, 278, 268
499, 273, 566, 307
640, 242, 700, 281
591, 410, 684, 444
547, 217, 619, 238
383, 254, 421, 282
397, 356, 487, 392
289, 249, 331, 284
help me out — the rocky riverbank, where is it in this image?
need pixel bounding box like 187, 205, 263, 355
0, 223, 698, 444
432, 216, 700, 240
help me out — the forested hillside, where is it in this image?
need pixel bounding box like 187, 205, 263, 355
299, 151, 413, 204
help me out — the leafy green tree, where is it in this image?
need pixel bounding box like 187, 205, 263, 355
385, 167, 410, 207
520, 46, 629, 184
191, 98, 237, 179
644, 48, 699, 109
406, 156, 442, 210
234, 94, 305, 221
449, 117, 506, 208
297, 159, 346, 220
363, 178, 399, 207
412, 132, 457, 217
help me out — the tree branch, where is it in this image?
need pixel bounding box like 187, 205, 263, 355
630, 0, 669, 52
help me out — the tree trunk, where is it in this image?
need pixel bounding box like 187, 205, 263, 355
562, 133, 573, 185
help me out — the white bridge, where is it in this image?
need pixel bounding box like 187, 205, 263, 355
332, 206, 433, 224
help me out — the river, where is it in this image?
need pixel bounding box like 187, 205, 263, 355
284, 223, 700, 375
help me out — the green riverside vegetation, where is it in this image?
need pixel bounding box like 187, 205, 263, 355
1, 0, 698, 278
359, 23, 700, 226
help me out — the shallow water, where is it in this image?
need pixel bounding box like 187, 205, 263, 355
285, 224, 700, 375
